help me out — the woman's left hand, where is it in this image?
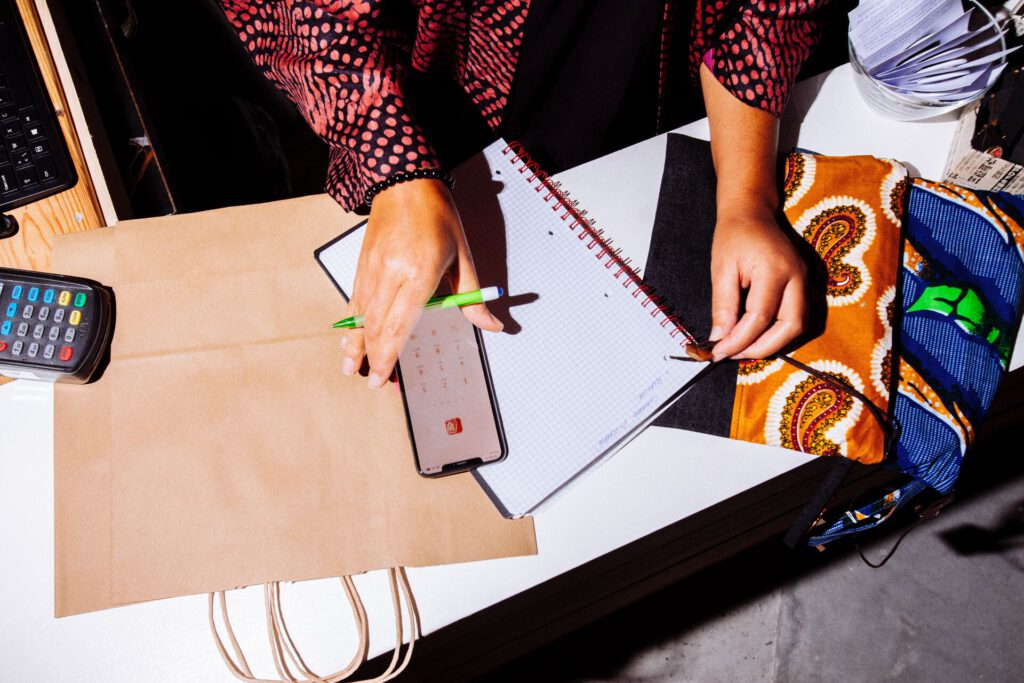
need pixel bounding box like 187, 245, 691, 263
698, 64, 807, 361
708, 206, 807, 361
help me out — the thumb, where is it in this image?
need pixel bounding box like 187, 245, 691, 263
453, 248, 503, 332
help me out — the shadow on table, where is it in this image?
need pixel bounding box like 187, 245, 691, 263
478, 428, 1024, 682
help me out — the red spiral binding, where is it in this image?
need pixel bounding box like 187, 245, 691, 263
501, 142, 696, 348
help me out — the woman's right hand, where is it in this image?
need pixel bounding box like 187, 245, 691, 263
341, 178, 503, 389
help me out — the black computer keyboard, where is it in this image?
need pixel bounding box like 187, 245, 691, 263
0, 0, 76, 215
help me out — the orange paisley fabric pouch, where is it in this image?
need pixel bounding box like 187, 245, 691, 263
729, 152, 909, 464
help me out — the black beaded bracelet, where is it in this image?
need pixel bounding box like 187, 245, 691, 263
363, 168, 455, 208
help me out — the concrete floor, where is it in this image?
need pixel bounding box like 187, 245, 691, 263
481, 432, 1024, 682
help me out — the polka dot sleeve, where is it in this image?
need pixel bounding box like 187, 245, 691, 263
690, 0, 829, 117
219, 0, 442, 212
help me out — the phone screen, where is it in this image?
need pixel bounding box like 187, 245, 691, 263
396, 306, 506, 476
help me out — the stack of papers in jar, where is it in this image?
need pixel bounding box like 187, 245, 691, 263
849, 0, 1017, 104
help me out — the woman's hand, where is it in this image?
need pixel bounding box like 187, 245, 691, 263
709, 206, 807, 360
699, 65, 807, 361
341, 178, 503, 388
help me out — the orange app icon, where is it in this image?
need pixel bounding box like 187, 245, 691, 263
445, 417, 463, 435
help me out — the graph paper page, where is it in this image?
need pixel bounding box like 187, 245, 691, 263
317, 140, 707, 516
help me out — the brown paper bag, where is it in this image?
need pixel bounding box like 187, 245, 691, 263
51, 195, 536, 618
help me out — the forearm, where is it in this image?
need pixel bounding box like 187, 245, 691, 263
219, 0, 440, 211
698, 63, 806, 360
700, 64, 779, 221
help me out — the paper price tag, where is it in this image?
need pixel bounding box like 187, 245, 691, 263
945, 150, 1024, 194
942, 104, 1024, 195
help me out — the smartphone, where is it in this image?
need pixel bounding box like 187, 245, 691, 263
396, 305, 506, 476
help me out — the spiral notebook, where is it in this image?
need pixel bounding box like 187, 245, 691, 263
316, 139, 708, 517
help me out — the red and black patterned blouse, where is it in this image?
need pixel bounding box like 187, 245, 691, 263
218, 0, 827, 212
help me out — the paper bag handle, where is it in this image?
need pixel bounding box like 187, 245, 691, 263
208, 567, 419, 682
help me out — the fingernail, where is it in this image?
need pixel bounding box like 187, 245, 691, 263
340, 335, 348, 348
709, 326, 723, 341
686, 340, 717, 362
367, 372, 386, 389
491, 314, 504, 332
342, 357, 357, 376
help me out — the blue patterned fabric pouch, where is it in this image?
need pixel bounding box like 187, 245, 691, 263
807, 180, 1024, 546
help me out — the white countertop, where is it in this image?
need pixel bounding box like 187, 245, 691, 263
2, 64, 1020, 681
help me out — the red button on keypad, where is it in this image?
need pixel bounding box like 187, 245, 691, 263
0, 341, 7, 352
59, 345, 73, 362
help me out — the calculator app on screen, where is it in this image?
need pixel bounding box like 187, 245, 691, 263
397, 306, 505, 476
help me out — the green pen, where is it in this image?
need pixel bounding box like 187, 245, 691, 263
332, 286, 504, 329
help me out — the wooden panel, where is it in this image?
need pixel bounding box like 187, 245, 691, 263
0, 0, 106, 385
0, 0, 105, 273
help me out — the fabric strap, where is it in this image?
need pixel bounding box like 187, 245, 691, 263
757, 353, 900, 549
